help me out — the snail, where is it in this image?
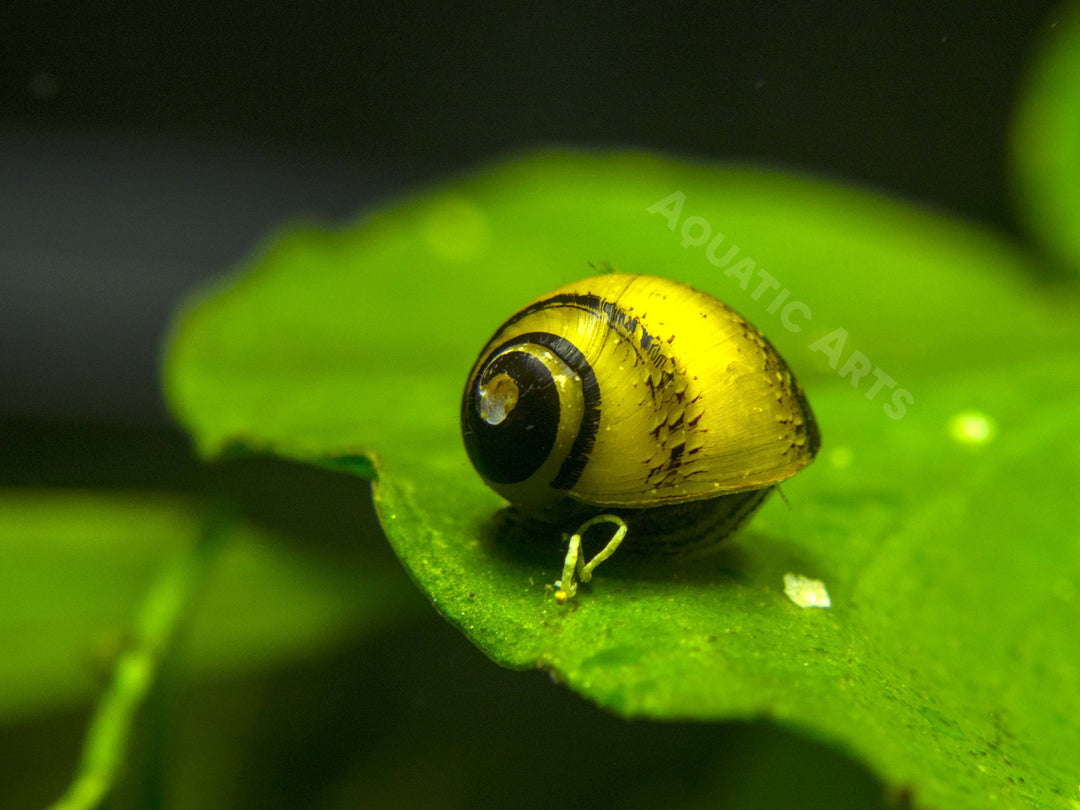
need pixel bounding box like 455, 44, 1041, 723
461, 274, 820, 603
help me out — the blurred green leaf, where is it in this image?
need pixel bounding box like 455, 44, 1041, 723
1012, 2, 1080, 276
0, 490, 412, 723
164, 150, 1080, 809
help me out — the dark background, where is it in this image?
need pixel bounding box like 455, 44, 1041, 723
0, 0, 1063, 425
0, 2, 1065, 807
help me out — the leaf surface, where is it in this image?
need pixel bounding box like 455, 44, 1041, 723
164, 150, 1080, 809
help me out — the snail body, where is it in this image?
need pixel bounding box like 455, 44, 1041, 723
461, 274, 820, 596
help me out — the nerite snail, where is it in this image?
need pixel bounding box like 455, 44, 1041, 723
461, 274, 820, 603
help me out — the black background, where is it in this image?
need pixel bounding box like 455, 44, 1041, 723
0, 0, 1063, 424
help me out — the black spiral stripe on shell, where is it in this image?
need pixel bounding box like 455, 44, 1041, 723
462, 348, 562, 485
478, 332, 600, 491
494, 293, 667, 368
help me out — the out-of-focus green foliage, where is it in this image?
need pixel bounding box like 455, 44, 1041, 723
0, 490, 411, 724
164, 149, 1080, 809
1013, 2, 1080, 276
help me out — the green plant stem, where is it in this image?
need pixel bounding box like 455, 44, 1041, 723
48, 509, 227, 810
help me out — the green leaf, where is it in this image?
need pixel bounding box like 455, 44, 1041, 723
163, 150, 1080, 809
0, 490, 412, 723
1012, 2, 1080, 276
